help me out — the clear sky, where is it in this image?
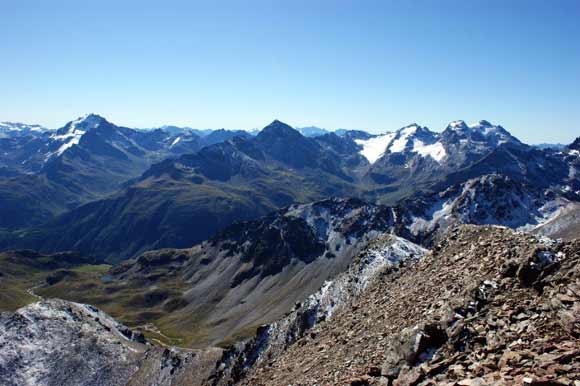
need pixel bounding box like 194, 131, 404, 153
1, 0, 579, 143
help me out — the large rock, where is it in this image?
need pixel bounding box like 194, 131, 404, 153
0, 299, 147, 386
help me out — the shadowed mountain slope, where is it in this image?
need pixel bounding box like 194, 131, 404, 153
33, 198, 397, 347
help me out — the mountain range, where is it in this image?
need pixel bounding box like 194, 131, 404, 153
1, 113, 579, 385
0, 115, 251, 229
1, 115, 578, 262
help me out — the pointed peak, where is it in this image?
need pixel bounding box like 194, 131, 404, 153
265, 119, 293, 129
441, 119, 522, 147
72, 113, 107, 126
395, 124, 436, 140
258, 120, 300, 137
53, 114, 111, 138
569, 137, 580, 151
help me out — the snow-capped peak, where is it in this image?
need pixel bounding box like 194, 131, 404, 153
52, 114, 108, 138
389, 124, 426, 152
47, 114, 108, 158
67, 114, 106, 131
446, 119, 504, 135
442, 119, 520, 148
354, 132, 396, 163
355, 124, 446, 164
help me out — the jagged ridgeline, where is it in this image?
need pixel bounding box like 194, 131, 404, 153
1, 117, 578, 262
0, 115, 579, 385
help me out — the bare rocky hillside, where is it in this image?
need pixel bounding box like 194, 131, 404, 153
240, 225, 580, 385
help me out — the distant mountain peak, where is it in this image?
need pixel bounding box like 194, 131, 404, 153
441, 119, 522, 148
258, 120, 301, 138
266, 119, 293, 129
568, 137, 580, 151
69, 113, 108, 130
51, 114, 110, 137
47, 114, 113, 158
468, 120, 501, 132
355, 120, 526, 166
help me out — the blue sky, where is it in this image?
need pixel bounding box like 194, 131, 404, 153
1, 0, 579, 143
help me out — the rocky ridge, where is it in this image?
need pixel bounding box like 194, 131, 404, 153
239, 225, 580, 385
400, 174, 580, 245
213, 234, 427, 385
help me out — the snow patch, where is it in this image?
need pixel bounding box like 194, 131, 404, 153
170, 136, 182, 148
413, 140, 447, 162
298, 236, 426, 320
389, 126, 418, 153
356, 124, 446, 163
354, 132, 396, 163
54, 135, 83, 156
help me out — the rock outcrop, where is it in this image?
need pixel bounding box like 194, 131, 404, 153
0, 299, 228, 386
0, 299, 147, 386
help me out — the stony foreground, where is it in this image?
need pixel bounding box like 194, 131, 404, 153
241, 226, 580, 385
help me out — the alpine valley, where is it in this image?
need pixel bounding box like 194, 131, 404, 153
0, 115, 579, 386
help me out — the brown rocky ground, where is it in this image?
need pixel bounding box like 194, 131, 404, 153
240, 225, 580, 386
